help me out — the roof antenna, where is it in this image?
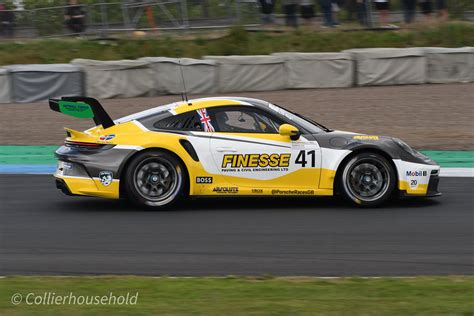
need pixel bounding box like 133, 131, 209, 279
178, 59, 192, 106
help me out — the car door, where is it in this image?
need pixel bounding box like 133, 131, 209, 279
208, 106, 321, 190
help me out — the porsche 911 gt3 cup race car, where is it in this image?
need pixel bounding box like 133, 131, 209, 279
50, 96, 441, 208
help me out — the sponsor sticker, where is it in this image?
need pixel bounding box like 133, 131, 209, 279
196, 176, 213, 184
271, 189, 315, 195
406, 170, 427, 177
58, 101, 94, 119
291, 142, 315, 150
99, 171, 113, 186
353, 135, 379, 141
99, 134, 115, 141
222, 153, 291, 168
213, 187, 239, 194
406, 170, 427, 189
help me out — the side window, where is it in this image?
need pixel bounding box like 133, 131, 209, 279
254, 112, 282, 133
154, 112, 203, 131
211, 108, 282, 133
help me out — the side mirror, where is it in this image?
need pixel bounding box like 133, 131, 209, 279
279, 124, 300, 140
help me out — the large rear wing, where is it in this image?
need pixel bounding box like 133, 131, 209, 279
49, 97, 115, 129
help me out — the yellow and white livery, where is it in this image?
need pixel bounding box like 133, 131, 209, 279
50, 96, 441, 208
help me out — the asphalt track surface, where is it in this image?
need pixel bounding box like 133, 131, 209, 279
1, 175, 472, 276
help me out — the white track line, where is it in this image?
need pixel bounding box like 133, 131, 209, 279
439, 168, 474, 177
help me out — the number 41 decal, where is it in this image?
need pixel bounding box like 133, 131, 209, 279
295, 150, 316, 168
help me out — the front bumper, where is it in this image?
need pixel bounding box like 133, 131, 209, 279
394, 159, 441, 197
399, 174, 442, 198
425, 174, 442, 197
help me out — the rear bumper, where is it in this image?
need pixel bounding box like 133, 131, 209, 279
54, 160, 120, 199
55, 177, 75, 196
53, 144, 135, 200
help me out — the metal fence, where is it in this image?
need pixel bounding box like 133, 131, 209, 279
0, 0, 260, 38
0, 0, 473, 39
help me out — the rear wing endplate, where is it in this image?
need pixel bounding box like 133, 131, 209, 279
49, 97, 115, 129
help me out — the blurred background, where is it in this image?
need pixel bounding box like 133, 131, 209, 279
0, 0, 472, 148
0, 0, 473, 39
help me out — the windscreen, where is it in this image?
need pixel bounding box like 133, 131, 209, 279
268, 103, 328, 134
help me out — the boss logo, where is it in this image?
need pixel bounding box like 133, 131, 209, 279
196, 177, 213, 184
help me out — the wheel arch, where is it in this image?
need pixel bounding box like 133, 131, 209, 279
333, 147, 398, 195
118, 147, 190, 199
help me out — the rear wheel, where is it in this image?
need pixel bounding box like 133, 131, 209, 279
339, 152, 396, 207
124, 150, 185, 209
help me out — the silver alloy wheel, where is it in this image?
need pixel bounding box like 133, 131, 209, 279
133, 157, 181, 205
343, 158, 390, 202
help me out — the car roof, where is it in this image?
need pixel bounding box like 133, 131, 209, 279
115, 97, 271, 124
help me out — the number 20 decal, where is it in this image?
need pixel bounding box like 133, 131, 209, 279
295, 150, 316, 168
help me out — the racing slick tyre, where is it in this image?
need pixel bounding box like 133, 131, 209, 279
124, 150, 186, 210
339, 152, 396, 207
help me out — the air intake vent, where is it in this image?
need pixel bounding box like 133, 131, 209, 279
179, 139, 199, 162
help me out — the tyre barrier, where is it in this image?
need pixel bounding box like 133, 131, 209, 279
0, 47, 472, 103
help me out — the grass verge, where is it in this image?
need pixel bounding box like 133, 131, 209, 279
1, 276, 473, 315
0, 23, 473, 65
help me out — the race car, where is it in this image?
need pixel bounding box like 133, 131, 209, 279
50, 96, 441, 208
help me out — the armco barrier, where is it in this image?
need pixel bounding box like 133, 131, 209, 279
424, 47, 474, 83
273, 52, 354, 89
138, 57, 218, 95
70, 59, 154, 99
344, 48, 427, 86
204, 55, 287, 92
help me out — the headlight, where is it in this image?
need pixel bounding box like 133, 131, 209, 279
393, 138, 417, 155
393, 138, 431, 161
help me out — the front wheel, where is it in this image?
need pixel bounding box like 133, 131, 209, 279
124, 150, 185, 210
339, 152, 396, 207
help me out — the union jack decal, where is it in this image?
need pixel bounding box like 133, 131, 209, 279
197, 108, 215, 132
